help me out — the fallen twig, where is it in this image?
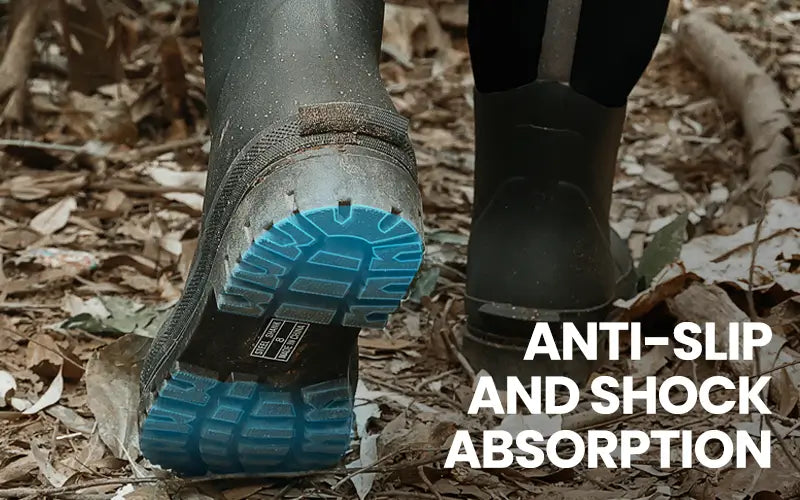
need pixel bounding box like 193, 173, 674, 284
418, 466, 444, 500
442, 326, 476, 382
677, 12, 799, 197
90, 181, 204, 196
0, 136, 208, 162
106, 136, 208, 162
0, 139, 85, 154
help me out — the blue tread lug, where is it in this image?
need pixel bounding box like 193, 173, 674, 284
217, 205, 424, 325
140, 371, 353, 474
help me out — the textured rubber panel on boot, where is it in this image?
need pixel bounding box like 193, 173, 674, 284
140, 371, 353, 475
217, 204, 424, 328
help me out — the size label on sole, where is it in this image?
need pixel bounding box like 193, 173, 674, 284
250, 319, 309, 362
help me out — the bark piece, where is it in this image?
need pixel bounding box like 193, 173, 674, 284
677, 12, 799, 198
0, 0, 45, 123
159, 35, 189, 139
59, 0, 124, 94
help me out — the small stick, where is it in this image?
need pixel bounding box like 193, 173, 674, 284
417, 466, 443, 500
107, 136, 207, 161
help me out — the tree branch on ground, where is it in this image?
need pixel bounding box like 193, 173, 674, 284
677, 12, 799, 198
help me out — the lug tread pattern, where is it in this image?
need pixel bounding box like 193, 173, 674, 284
217, 205, 423, 328
140, 371, 353, 474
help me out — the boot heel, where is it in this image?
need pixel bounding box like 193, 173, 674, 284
214, 145, 424, 328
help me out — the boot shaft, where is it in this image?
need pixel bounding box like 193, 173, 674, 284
199, 0, 393, 205
468, 81, 626, 317
472, 81, 625, 224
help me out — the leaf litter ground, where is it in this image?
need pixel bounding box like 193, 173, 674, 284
0, 1, 799, 499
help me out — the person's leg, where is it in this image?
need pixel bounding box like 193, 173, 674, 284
463, 0, 669, 382
139, 0, 424, 475
468, 0, 668, 102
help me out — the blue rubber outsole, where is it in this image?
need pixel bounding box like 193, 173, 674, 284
217, 204, 424, 328
140, 371, 353, 475
141, 205, 423, 475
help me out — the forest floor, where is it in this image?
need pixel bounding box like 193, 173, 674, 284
1, 1, 799, 499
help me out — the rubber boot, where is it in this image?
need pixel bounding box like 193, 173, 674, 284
138, 0, 423, 475
462, 3, 637, 386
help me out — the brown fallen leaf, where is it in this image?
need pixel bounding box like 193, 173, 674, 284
0, 172, 87, 201
125, 484, 171, 500
382, 3, 449, 67
0, 370, 16, 407
437, 3, 468, 28
64, 91, 138, 144
103, 188, 130, 213
30, 443, 68, 488
0, 227, 40, 250
680, 197, 800, 292
101, 253, 159, 277
29, 197, 77, 235
159, 35, 189, 136
85, 333, 151, 459
26, 332, 84, 381
23, 368, 63, 415
0, 454, 37, 486
45, 405, 94, 434
147, 165, 206, 191
178, 238, 198, 282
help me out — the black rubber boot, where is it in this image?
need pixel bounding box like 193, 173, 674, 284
138, 0, 423, 475
462, 81, 637, 384
462, 0, 641, 385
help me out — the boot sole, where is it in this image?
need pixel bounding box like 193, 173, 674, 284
140, 148, 423, 475
217, 205, 424, 327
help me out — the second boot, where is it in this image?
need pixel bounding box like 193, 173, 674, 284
462, 82, 637, 384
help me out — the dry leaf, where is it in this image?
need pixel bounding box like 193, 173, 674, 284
681, 197, 800, 292
2, 173, 87, 201
631, 343, 673, 379
147, 166, 206, 191
382, 4, 449, 67
30, 197, 77, 235
46, 405, 94, 434
23, 368, 64, 415
30, 444, 69, 488
349, 381, 382, 500
162, 192, 203, 212
0, 370, 16, 407
495, 414, 563, 439
62, 293, 111, 318
26, 332, 83, 381
0, 454, 37, 486
86, 334, 151, 459
641, 165, 680, 192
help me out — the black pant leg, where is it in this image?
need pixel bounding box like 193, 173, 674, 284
468, 0, 669, 105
